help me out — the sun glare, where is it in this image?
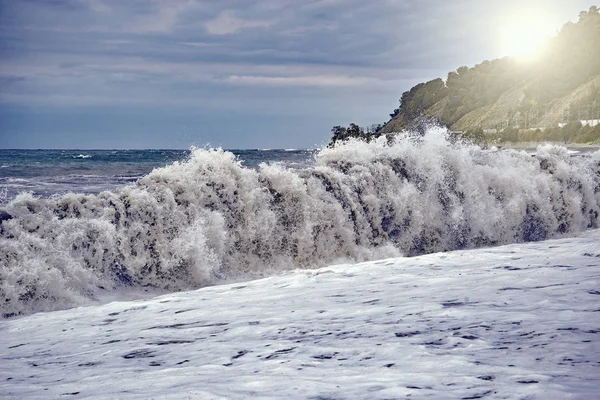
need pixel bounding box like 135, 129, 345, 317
498, 10, 557, 62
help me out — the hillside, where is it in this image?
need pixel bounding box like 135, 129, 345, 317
379, 6, 600, 144
330, 6, 600, 146
381, 71, 600, 137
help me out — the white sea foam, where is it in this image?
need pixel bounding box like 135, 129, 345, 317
2, 231, 600, 399
5, 178, 29, 183
1, 130, 599, 316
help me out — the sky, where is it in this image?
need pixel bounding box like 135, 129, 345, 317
0, 0, 595, 149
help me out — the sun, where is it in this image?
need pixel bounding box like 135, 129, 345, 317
498, 10, 558, 61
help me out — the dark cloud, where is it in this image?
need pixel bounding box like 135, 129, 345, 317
0, 0, 593, 148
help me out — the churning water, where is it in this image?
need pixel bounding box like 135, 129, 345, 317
1, 130, 599, 316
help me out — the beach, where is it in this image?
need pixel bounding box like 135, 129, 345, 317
2, 230, 599, 399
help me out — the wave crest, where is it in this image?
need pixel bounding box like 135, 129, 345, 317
1, 131, 599, 316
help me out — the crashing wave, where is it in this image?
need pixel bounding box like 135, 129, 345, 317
1, 129, 599, 316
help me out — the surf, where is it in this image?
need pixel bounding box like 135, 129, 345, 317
1, 129, 599, 317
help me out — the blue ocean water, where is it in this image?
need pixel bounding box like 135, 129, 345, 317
0, 149, 315, 203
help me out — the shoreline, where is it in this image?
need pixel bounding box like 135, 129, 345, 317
3, 230, 599, 398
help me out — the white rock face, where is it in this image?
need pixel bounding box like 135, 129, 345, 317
2, 230, 599, 399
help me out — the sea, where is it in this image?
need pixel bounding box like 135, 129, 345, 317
0, 148, 315, 204
1, 130, 599, 317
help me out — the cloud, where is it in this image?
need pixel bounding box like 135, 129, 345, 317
205, 10, 272, 35
225, 74, 376, 87
123, 1, 192, 34
1, 0, 594, 148
82, 0, 111, 13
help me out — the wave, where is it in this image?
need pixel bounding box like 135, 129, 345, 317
1, 129, 599, 317
4, 178, 30, 183
73, 154, 92, 159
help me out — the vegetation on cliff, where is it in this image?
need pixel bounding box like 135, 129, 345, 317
330, 6, 600, 147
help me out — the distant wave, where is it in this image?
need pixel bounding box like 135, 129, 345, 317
1, 129, 599, 317
73, 154, 92, 159
5, 178, 29, 183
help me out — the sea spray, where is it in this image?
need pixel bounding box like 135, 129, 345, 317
1, 130, 599, 316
